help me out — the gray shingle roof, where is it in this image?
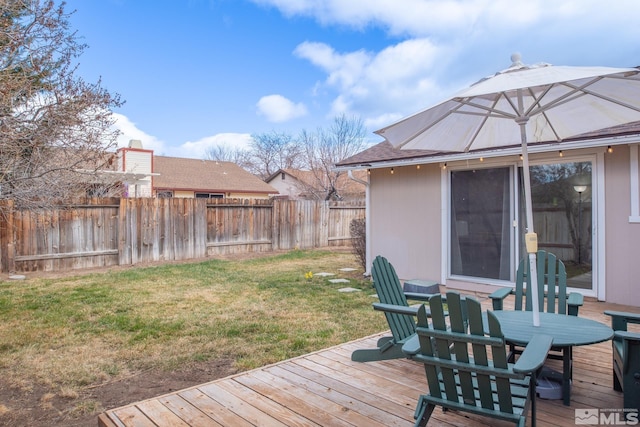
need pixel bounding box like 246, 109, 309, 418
336, 140, 435, 167
153, 156, 276, 194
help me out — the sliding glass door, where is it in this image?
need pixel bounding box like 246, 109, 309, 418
450, 167, 512, 280
524, 161, 592, 290
449, 160, 593, 291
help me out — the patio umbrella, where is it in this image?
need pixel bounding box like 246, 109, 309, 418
376, 53, 640, 326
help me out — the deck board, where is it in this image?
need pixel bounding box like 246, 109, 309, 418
98, 296, 637, 427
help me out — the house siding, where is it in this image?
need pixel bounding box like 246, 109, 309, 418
118, 148, 153, 197
164, 190, 271, 199
604, 144, 640, 305
230, 192, 271, 199
368, 143, 640, 307
268, 174, 299, 198
173, 190, 198, 198
369, 165, 441, 284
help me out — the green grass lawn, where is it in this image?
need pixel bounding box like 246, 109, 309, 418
0, 250, 386, 395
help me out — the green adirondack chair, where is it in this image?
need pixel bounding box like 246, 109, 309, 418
351, 255, 435, 362
489, 250, 583, 315
413, 291, 552, 427
489, 250, 583, 369
603, 310, 640, 411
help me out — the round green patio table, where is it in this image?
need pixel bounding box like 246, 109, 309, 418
491, 310, 613, 406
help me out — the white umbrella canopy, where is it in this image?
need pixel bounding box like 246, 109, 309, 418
377, 55, 640, 153
376, 54, 640, 326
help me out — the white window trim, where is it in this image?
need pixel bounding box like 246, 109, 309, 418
440, 165, 448, 286
596, 151, 606, 301
441, 154, 600, 298
629, 144, 640, 223
441, 161, 515, 287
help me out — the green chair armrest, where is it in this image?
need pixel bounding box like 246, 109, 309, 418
604, 310, 640, 333
488, 287, 512, 310
373, 302, 420, 317
513, 334, 553, 374
401, 334, 421, 356
615, 330, 640, 342
604, 310, 640, 324
567, 292, 583, 316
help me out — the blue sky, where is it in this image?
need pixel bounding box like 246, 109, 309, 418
64, 0, 640, 159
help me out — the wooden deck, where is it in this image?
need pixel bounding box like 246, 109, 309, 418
98, 296, 638, 427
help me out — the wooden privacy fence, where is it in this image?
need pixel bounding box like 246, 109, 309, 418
0, 198, 365, 273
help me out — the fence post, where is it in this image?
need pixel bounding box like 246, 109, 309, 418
0, 200, 15, 273
118, 198, 131, 266
320, 201, 330, 247
7, 243, 15, 274
272, 199, 280, 250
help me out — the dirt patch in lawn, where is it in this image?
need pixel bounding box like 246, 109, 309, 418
0, 358, 238, 426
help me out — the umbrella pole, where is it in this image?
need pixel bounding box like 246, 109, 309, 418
518, 115, 541, 327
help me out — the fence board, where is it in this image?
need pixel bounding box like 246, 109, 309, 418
1, 198, 365, 273
328, 202, 364, 246
206, 199, 275, 256
11, 200, 120, 272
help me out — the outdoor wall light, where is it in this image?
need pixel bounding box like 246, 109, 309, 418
607, 145, 613, 153
390, 167, 394, 174
443, 163, 447, 169
559, 150, 563, 157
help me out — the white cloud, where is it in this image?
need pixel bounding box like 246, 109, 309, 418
294, 38, 449, 125
258, 0, 640, 132
179, 133, 254, 159
112, 113, 166, 153
256, 94, 308, 122
252, 1, 640, 39
113, 113, 252, 159
251, 0, 527, 37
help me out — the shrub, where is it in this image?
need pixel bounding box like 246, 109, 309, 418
350, 218, 366, 271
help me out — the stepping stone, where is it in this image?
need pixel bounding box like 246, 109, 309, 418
328, 278, 350, 284
338, 287, 361, 293
339, 268, 357, 272
9, 275, 26, 280
315, 272, 335, 277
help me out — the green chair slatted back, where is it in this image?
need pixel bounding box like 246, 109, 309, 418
413, 291, 550, 427
371, 255, 415, 342
515, 250, 567, 314
351, 255, 422, 362
490, 250, 582, 406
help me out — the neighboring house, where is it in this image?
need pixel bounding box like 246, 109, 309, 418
266, 168, 367, 201
335, 121, 640, 307
153, 156, 276, 199
116, 140, 277, 199
116, 140, 155, 197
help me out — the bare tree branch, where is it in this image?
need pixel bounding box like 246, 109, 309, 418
249, 130, 302, 179
300, 114, 367, 200
0, 0, 123, 213
205, 145, 253, 171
